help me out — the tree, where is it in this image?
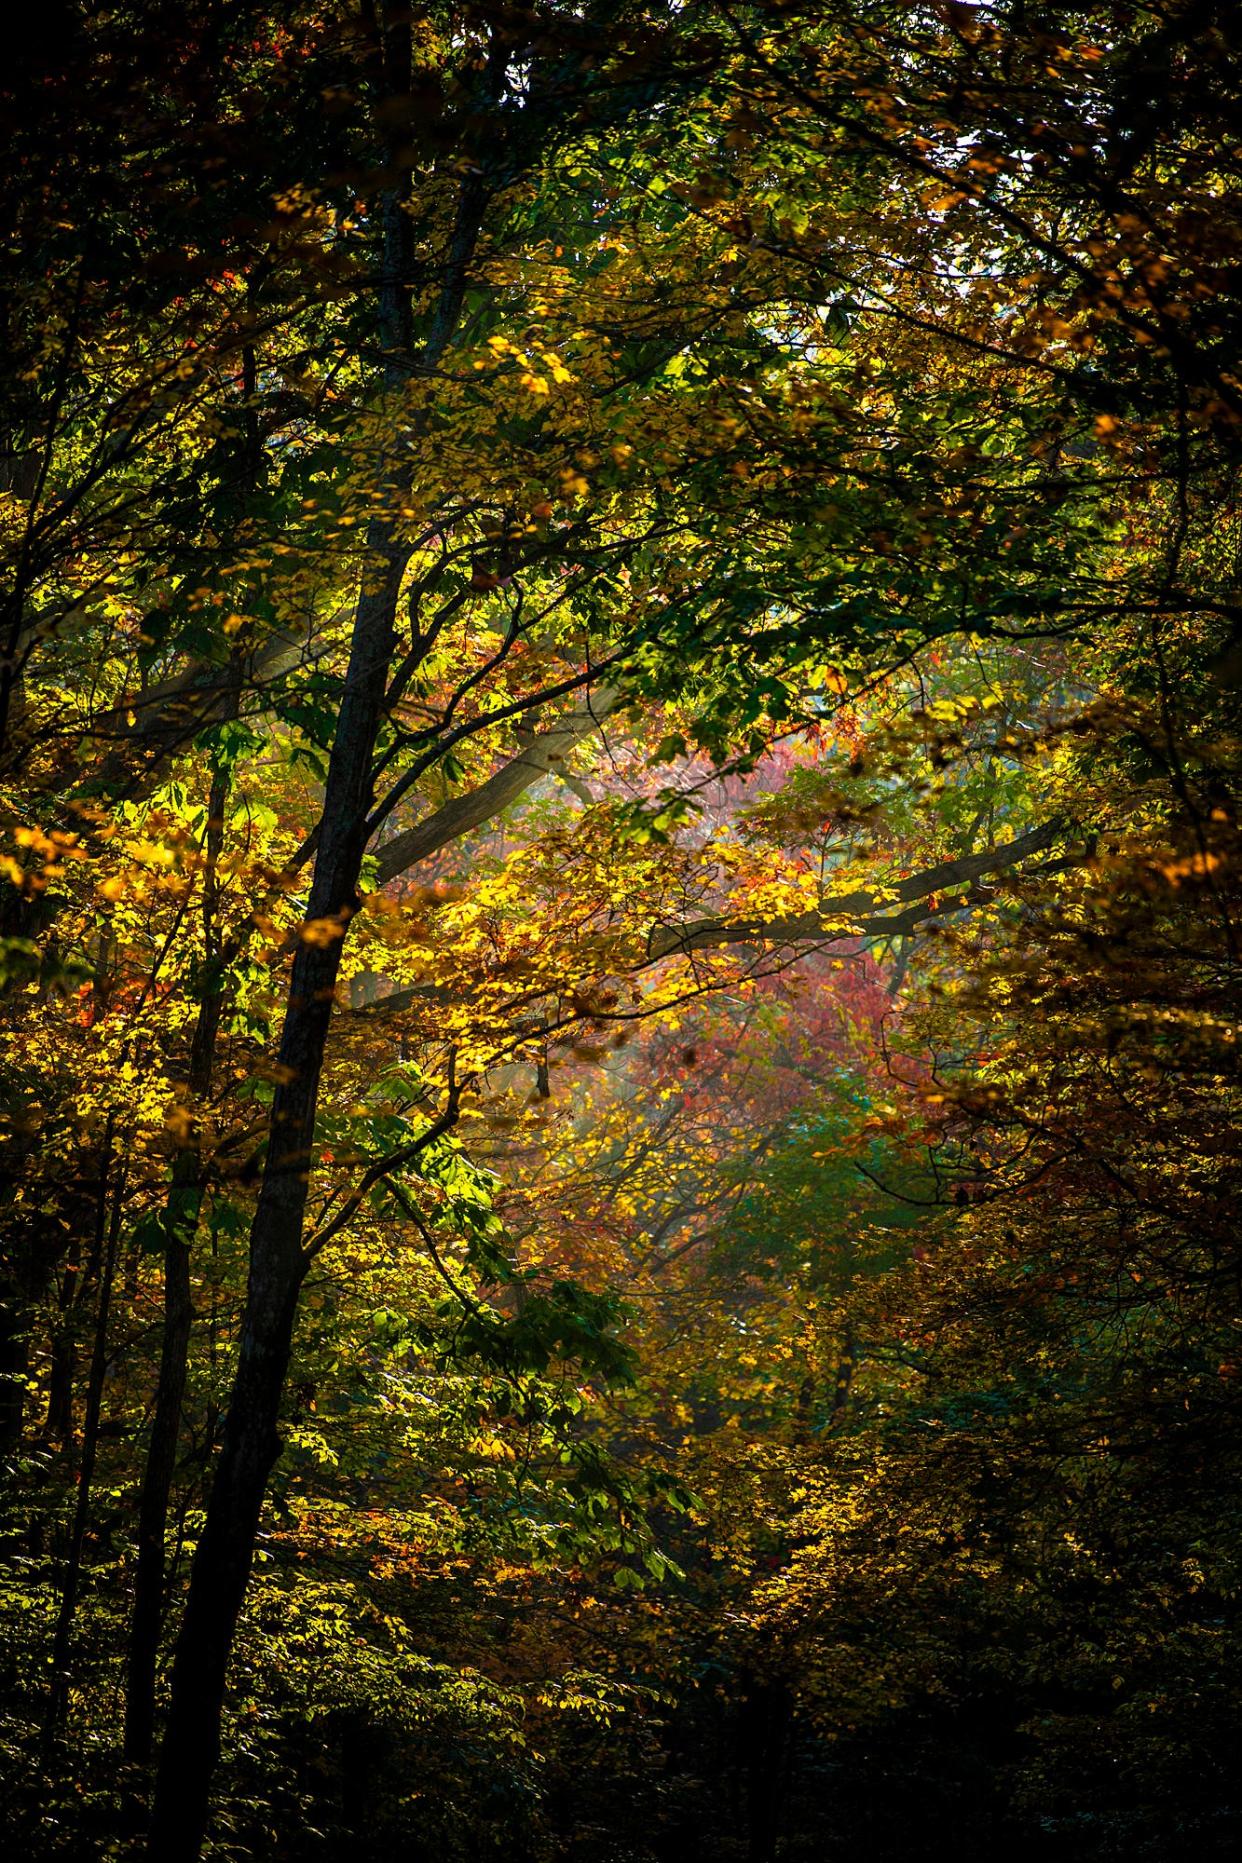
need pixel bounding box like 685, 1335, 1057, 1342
2, 3, 1239, 1859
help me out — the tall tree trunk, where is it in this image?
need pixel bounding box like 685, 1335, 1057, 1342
44, 1119, 121, 1740
0, 1286, 27, 1452
147, 528, 407, 1857
740, 1673, 791, 1863
123, 1204, 194, 1767
830, 1324, 857, 1424
125, 322, 260, 1764
45, 1259, 80, 1450
125, 749, 233, 1765
147, 14, 505, 1839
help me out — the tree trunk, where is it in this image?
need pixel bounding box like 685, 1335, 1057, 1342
123, 1171, 197, 1768
147, 529, 407, 1858
125, 752, 233, 1765
740, 1673, 791, 1863
830, 1324, 857, 1424
45, 1262, 79, 1450
44, 1121, 120, 1739
147, 18, 504, 1837
0, 1289, 27, 1451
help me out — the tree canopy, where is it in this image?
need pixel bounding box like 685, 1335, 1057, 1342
1, 3, 1239, 1859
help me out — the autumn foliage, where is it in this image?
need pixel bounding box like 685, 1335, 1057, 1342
0, 4, 1239, 1860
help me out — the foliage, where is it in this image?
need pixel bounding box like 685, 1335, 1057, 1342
1, 2, 1239, 1859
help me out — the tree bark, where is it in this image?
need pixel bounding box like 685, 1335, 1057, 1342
0, 1287, 27, 1451
123, 1204, 193, 1768
372, 684, 619, 884
45, 1260, 80, 1451
739, 1673, 791, 1863
146, 526, 408, 1857
125, 710, 236, 1766
44, 1118, 120, 1740
830, 1323, 856, 1424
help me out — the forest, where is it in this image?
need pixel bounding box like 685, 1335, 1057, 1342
1, 2, 1239, 1858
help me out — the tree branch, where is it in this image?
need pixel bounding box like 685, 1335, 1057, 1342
372, 683, 619, 885
646, 822, 1063, 959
